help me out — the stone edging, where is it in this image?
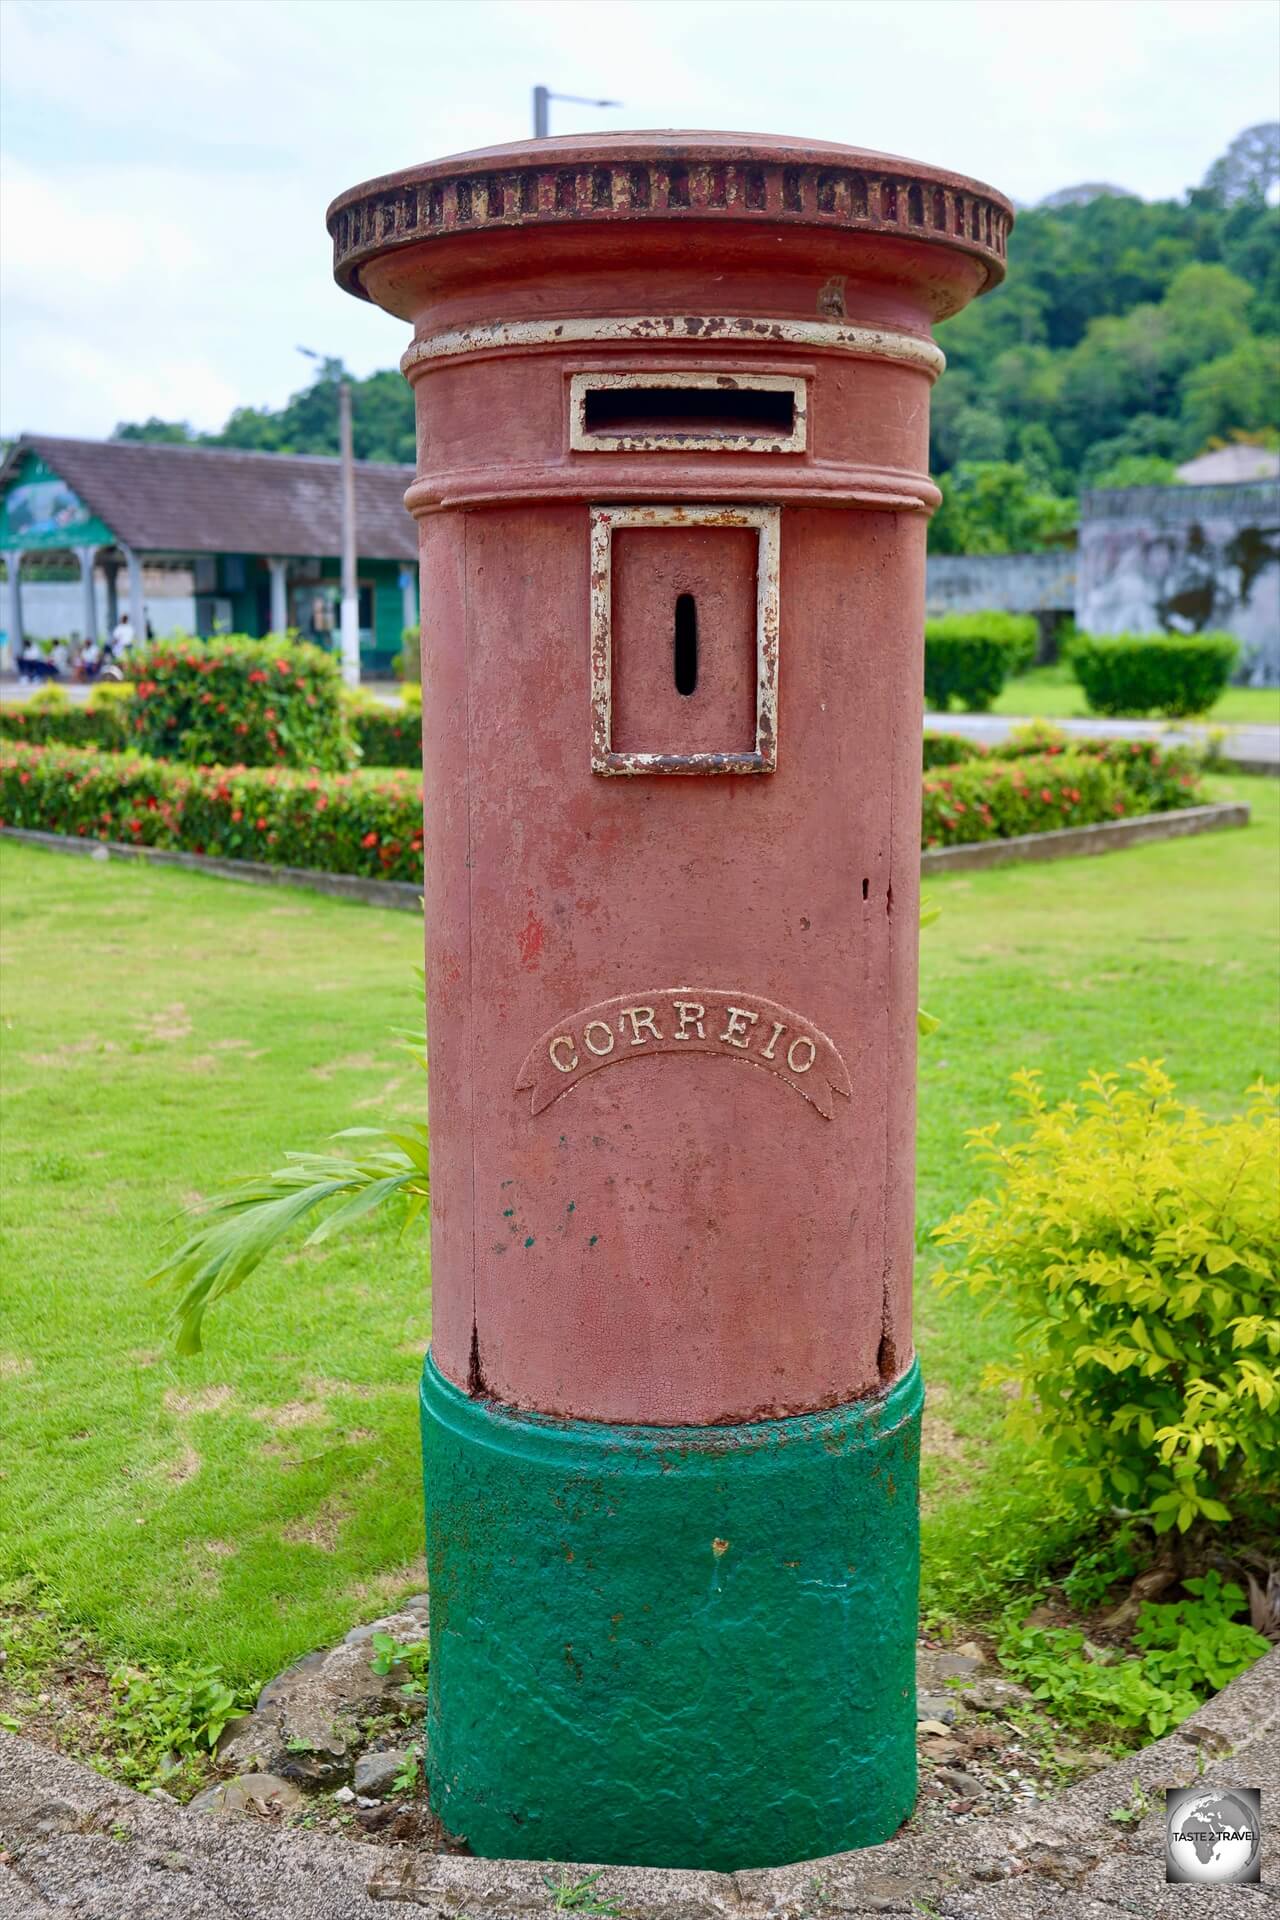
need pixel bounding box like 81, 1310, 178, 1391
2, 803, 1250, 911
1, 1648, 1275, 1919
919, 800, 1249, 874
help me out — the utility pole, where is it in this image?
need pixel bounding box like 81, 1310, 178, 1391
532, 85, 620, 139
338, 376, 360, 687
298, 346, 361, 686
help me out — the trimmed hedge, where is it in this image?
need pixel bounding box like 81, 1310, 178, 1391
1, 681, 426, 770
125, 635, 351, 770
923, 731, 985, 770
1069, 632, 1240, 718
0, 684, 133, 751
346, 687, 423, 768
0, 742, 423, 882
924, 730, 1205, 812
924, 612, 1037, 713
922, 744, 1204, 848
3, 737, 1207, 880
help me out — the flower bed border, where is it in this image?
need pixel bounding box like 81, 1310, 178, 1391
1, 799, 1249, 908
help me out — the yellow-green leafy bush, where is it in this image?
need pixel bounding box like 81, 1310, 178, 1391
934, 1063, 1279, 1534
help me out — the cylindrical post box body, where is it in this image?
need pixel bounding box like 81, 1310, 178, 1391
330, 133, 1010, 1871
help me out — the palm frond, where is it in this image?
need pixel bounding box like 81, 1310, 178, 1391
150, 1124, 430, 1355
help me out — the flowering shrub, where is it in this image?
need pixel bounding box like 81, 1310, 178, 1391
924, 749, 1139, 846
124, 635, 350, 770
1071, 632, 1240, 718
922, 731, 985, 770
0, 683, 132, 751
934, 1064, 1280, 1535
2, 735, 1208, 880
924, 612, 1037, 712
0, 741, 422, 882
346, 687, 423, 768
922, 733, 1205, 821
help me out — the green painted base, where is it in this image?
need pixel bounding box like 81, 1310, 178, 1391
420, 1355, 923, 1871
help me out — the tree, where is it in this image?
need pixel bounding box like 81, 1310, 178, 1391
1178, 337, 1280, 455
928, 462, 1077, 555
1086, 455, 1178, 491
1201, 124, 1280, 207
113, 418, 200, 445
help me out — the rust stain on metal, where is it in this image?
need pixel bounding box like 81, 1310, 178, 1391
327, 139, 1013, 305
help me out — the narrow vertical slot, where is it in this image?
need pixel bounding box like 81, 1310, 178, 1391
674, 593, 698, 696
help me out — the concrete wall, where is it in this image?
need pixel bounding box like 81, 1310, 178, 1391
1078, 480, 1280, 687
925, 551, 1075, 618
9, 580, 196, 643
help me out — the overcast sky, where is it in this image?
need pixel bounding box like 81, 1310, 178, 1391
2, 0, 1276, 440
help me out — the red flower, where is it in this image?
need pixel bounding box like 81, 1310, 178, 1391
1040, 788, 1052, 803
248, 669, 268, 684
231, 808, 243, 823
361, 830, 378, 847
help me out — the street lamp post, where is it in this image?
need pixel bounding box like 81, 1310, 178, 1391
532, 85, 620, 138
298, 347, 361, 686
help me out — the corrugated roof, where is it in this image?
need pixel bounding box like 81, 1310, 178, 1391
0, 435, 417, 561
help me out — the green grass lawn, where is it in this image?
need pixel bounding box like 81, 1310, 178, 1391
990, 663, 1280, 726
3, 777, 1277, 1683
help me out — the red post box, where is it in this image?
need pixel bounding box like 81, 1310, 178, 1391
329, 132, 1011, 1871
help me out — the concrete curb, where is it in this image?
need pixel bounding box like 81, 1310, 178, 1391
1, 1648, 1276, 1918
919, 801, 1249, 875
2, 802, 1251, 907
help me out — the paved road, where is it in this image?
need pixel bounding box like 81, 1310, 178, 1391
923, 710, 1280, 769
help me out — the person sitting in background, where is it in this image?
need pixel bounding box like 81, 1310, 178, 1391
16, 642, 58, 683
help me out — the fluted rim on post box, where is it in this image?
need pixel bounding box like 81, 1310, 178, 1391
326, 129, 1015, 302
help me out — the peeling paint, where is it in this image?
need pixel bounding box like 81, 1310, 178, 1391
589, 503, 780, 776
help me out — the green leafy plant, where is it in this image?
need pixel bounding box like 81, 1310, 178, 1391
922, 730, 986, 770
0, 682, 133, 750
0, 740, 424, 882
1132, 1572, 1270, 1694
545, 1870, 623, 1916
922, 750, 1128, 846
1109, 1778, 1151, 1824
1070, 632, 1240, 718
997, 1575, 1267, 1739
924, 612, 1038, 712
934, 1063, 1280, 1540
345, 688, 423, 768
369, 1631, 430, 1700
125, 634, 352, 769
1061, 1524, 1143, 1613
151, 1122, 430, 1354
106, 1660, 255, 1789
393, 1743, 423, 1793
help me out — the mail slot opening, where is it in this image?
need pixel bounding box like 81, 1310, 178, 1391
674, 593, 698, 695
583, 384, 795, 440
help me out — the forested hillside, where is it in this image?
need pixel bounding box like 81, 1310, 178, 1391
115, 126, 1278, 553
